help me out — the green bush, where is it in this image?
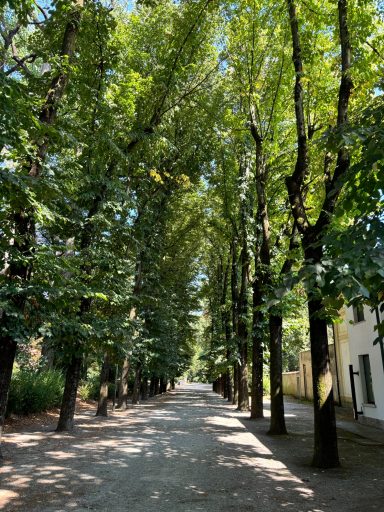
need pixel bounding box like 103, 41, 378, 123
263, 374, 271, 396
7, 369, 64, 416
77, 381, 93, 401
78, 374, 100, 401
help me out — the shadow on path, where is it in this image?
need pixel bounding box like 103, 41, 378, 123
0, 384, 383, 512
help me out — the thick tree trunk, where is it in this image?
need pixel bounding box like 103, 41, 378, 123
308, 297, 339, 467
132, 364, 142, 404
233, 363, 239, 405
141, 376, 149, 400
268, 315, 287, 434
237, 318, 249, 411
96, 353, 110, 417
237, 232, 250, 411
117, 358, 130, 409
171, 378, 175, 390
160, 376, 167, 394
56, 353, 82, 431
226, 368, 233, 403
223, 371, 228, 398
251, 268, 264, 419
0, 337, 17, 457
149, 375, 156, 397
154, 376, 160, 396
251, 307, 264, 419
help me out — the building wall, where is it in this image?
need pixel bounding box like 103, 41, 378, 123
333, 309, 352, 405
282, 371, 300, 398
343, 305, 384, 429
282, 305, 384, 429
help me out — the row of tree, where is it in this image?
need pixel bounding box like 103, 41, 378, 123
199, 0, 384, 469
1, 0, 383, 469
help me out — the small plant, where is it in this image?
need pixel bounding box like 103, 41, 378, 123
78, 374, 100, 401
263, 374, 271, 397
7, 369, 64, 416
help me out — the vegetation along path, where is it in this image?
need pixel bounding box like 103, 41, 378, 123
1, 384, 383, 512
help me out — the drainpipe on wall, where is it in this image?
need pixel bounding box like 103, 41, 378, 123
374, 307, 384, 374
349, 364, 363, 421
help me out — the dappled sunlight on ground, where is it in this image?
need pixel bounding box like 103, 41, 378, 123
1, 384, 383, 511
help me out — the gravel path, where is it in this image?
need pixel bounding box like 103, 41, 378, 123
1, 383, 383, 511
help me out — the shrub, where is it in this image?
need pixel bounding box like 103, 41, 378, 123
7, 369, 64, 416
263, 374, 271, 396
78, 374, 100, 401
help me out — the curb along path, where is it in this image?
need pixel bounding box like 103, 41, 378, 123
1, 384, 383, 511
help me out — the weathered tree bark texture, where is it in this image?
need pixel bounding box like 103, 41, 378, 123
0, 338, 17, 457
231, 239, 240, 406
268, 315, 287, 434
117, 358, 130, 409
237, 246, 249, 411
96, 353, 110, 417
251, 283, 264, 419
132, 363, 142, 404
56, 353, 82, 432
141, 376, 149, 400
233, 363, 239, 405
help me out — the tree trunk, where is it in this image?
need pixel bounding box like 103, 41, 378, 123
268, 315, 287, 434
233, 363, 239, 405
56, 353, 82, 431
171, 378, 175, 390
226, 367, 233, 403
308, 297, 339, 467
0, 337, 17, 458
132, 364, 142, 404
223, 372, 228, 399
141, 376, 149, 400
117, 358, 130, 409
154, 376, 160, 396
96, 353, 110, 417
251, 279, 264, 419
237, 240, 250, 411
149, 375, 156, 397
237, 318, 249, 411
160, 376, 167, 394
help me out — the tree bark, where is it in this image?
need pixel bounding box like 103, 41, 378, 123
154, 376, 160, 396
251, 285, 264, 419
237, 165, 250, 412
250, 130, 268, 420
160, 376, 167, 394
233, 363, 239, 405
96, 353, 110, 417
0, 337, 17, 458
149, 375, 156, 397
56, 352, 82, 432
117, 358, 130, 409
132, 363, 142, 404
268, 315, 287, 434
141, 376, 149, 400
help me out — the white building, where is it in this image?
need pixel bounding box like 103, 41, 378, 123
282, 304, 384, 430
334, 304, 384, 430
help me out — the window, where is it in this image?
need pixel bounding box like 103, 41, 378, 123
359, 354, 375, 404
353, 304, 365, 323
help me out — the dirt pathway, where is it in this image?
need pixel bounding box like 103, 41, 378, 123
1, 384, 383, 511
